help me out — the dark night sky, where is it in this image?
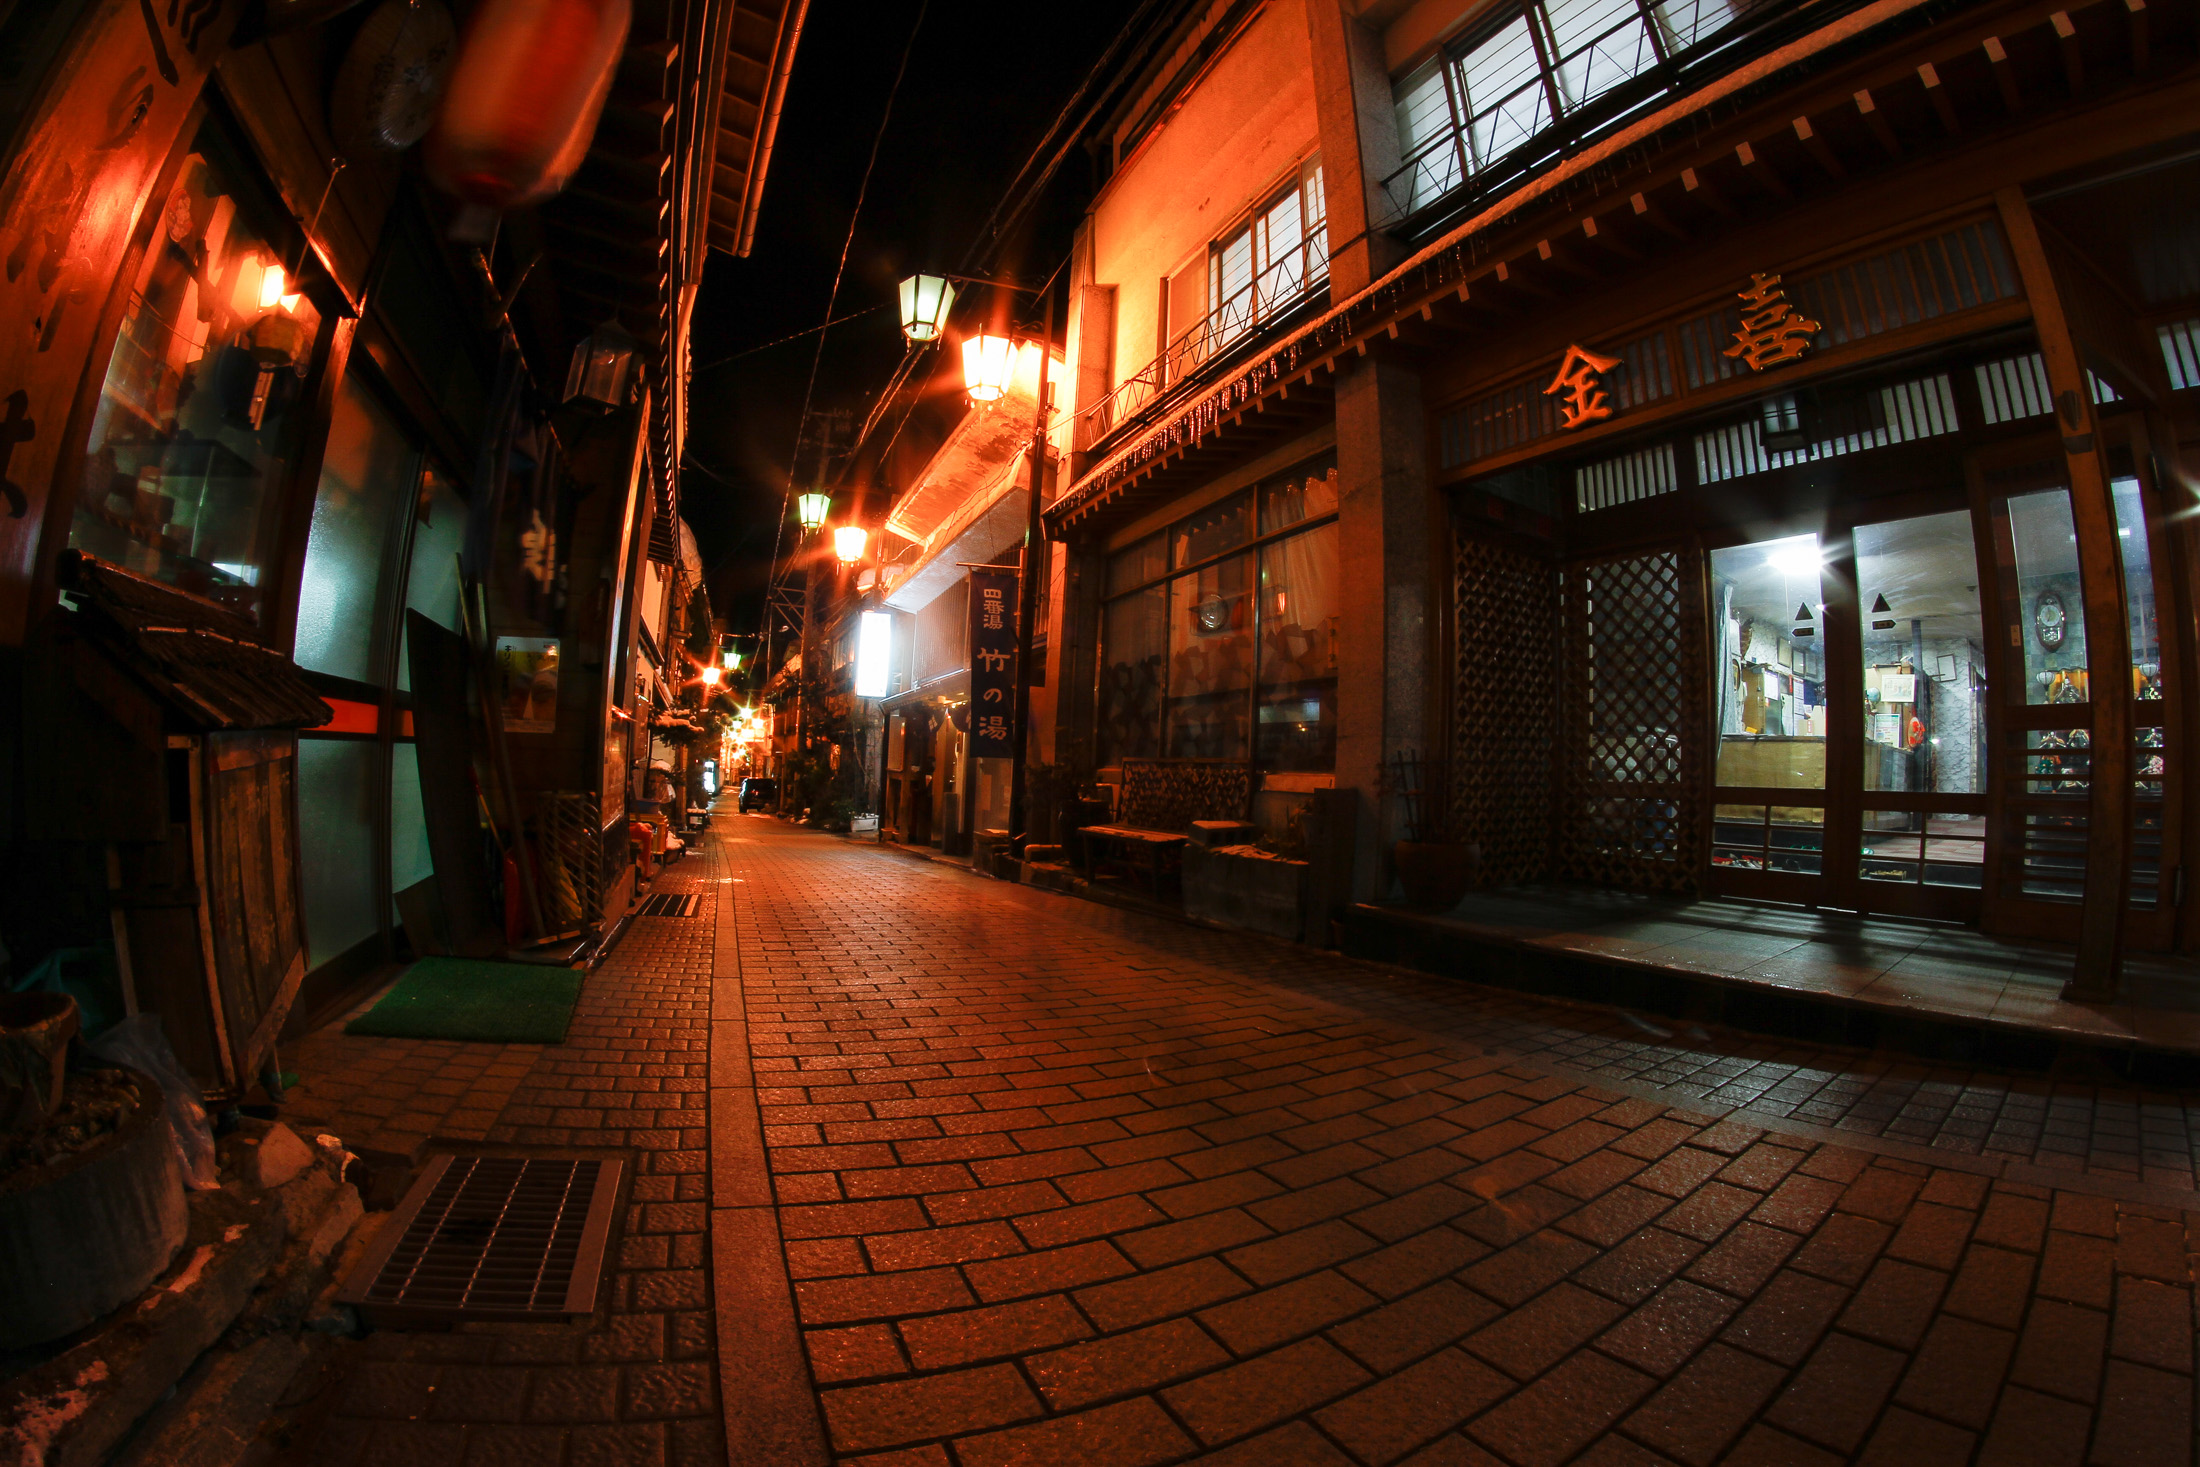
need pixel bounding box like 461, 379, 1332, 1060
681, 0, 1142, 645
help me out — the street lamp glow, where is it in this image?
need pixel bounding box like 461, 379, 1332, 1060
962, 331, 1018, 403
897, 273, 956, 343
698, 665, 721, 686
258, 262, 288, 310
833, 525, 868, 566
796, 492, 831, 533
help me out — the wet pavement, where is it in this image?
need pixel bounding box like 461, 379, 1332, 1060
274, 813, 2199, 1466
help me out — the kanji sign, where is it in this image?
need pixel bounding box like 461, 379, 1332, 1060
1724, 272, 1820, 371
1544, 344, 1623, 430
967, 568, 1018, 759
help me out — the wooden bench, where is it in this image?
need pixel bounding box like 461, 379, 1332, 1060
1079, 759, 1252, 895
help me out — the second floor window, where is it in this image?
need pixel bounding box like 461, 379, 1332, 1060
1392, 0, 1758, 217
1208, 162, 1329, 351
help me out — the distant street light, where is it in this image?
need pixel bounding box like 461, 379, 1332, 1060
698, 665, 722, 686
796, 492, 831, 533
897, 273, 956, 342
833, 525, 868, 566
962, 331, 1019, 403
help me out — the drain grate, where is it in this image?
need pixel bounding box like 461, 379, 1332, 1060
338, 1154, 621, 1324
635, 892, 701, 918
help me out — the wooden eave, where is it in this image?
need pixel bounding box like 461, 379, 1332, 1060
1046, 0, 2196, 541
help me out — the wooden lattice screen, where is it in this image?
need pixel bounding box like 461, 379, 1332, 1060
1451, 534, 1557, 884
1557, 546, 1704, 893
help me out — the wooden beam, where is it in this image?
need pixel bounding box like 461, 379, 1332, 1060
1918, 61, 1961, 133
1632, 190, 1688, 240
1996, 185, 2134, 999
2125, 0, 2149, 73
2052, 10, 2084, 93
1681, 167, 1733, 216
1792, 115, 1845, 179
1535, 237, 1599, 280
1853, 89, 1902, 157
1583, 214, 1643, 262
1735, 140, 1792, 199
1983, 36, 2022, 111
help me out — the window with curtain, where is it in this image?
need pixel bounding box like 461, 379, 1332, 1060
1097, 455, 1340, 770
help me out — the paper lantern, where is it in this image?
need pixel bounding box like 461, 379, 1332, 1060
425, 0, 631, 212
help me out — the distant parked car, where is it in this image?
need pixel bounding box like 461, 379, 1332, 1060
737, 777, 778, 813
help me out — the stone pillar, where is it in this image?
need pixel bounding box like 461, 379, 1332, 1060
1305, 0, 1406, 299
1334, 352, 1435, 901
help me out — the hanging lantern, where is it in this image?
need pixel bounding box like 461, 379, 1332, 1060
833, 526, 868, 566
962, 332, 1018, 403
796, 493, 831, 533
898, 274, 956, 343
424, 0, 631, 218
564, 324, 638, 409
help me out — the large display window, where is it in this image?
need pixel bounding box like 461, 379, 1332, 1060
1098, 453, 1339, 770
72, 112, 332, 624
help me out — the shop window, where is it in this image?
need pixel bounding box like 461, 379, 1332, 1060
1710, 535, 1826, 787
1098, 456, 1340, 770
1855, 511, 1987, 887
1168, 553, 1254, 759
1996, 489, 2089, 706
395, 462, 465, 692
390, 743, 432, 895
294, 371, 422, 684
1258, 460, 1338, 534
74, 115, 327, 623
1174, 491, 1252, 568
296, 738, 378, 969
1256, 522, 1339, 770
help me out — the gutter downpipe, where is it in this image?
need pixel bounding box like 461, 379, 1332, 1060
737, 0, 811, 257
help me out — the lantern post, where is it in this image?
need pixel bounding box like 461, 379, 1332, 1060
1006, 283, 1055, 857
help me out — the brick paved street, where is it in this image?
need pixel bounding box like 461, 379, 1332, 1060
721, 819, 2199, 1467
275, 815, 2200, 1466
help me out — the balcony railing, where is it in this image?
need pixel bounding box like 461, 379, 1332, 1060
1075, 236, 1330, 454
1376, 0, 1880, 236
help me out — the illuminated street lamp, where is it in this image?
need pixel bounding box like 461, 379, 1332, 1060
698, 664, 722, 686
833, 525, 868, 566
897, 273, 956, 342
796, 491, 830, 534
962, 331, 1019, 403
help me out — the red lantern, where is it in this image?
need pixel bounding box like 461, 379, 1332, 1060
425, 0, 630, 214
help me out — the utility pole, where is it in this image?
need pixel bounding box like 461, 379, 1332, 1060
1006, 284, 1055, 852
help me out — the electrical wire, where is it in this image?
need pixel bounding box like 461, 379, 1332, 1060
757, 0, 931, 674
691, 302, 890, 373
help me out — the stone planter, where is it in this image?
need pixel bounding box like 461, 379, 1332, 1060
0, 1066, 186, 1347
1184, 844, 1309, 941
0, 992, 78, 1136
1393, 841, 1479, 909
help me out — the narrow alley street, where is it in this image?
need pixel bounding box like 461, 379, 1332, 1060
274, 814, 2199, 1467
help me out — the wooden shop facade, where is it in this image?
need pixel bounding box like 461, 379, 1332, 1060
1045, 0, 2200, 995
0, 0, 800, 1097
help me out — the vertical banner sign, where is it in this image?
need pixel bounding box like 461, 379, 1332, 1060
968, 568, 1018, 758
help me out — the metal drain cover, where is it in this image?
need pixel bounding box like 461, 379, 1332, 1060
339, 1154, 621, 1324
636, 892, 701, 918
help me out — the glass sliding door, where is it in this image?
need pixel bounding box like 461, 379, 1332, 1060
1849, 509, 1990, 919
1707, 533, 1829, 900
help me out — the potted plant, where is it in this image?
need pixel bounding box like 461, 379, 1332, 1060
1390, 750, 1479, 909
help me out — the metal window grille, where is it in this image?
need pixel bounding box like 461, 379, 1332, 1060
1439, 327, 1668, 469
1693, 372, 1958, 484
1574, 442, 1677, 512
2158, 318, 2200, 390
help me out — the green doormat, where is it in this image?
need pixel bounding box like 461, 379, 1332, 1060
345, 958, 584, 1044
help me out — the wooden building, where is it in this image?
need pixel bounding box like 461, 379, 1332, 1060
0, 0, 803, 1085
1033, 0, 2200, 998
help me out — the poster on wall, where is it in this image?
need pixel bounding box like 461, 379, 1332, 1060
496, 636, 561, 732
967, 567, 1018, 759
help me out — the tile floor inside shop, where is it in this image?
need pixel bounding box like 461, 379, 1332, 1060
265, 814, 2198, 1467
1394, 885, 2200, 1056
